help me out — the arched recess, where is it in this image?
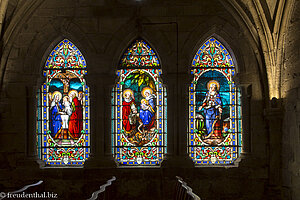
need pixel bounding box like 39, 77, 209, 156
112, 38, 167, 166
37, 39, 90, 166
188, 37, 242, 165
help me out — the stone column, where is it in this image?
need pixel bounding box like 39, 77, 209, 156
85, 73, 116, 168
177, 72, 194, 166
83, 73, 98, 167
161, 72, 193, 168
4, 81, 40, 168
102, 75, 117, 166
0, 0, 8, 35
25, 85, 39, 161
264, 98, 283, 197
240, 84, 252, 155
161, 73, 176, 165
234, 73, 252, 164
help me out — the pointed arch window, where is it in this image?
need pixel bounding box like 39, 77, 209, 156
112, 39, 167, 166
188, 37, 242, 165
37, 39, 90, 166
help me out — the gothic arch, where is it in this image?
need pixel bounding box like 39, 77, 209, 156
188, 37, 242, 165
37, 39, 90, 166
112, 38, 167, 166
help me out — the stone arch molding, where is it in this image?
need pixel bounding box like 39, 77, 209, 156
219, 0, 296, 100
0, 1, 98, 92
108, 18, 173, 77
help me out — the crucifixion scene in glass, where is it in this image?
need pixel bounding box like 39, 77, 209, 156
37, 39, 90, 166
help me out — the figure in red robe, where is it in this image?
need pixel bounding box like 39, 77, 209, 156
69, 96, 83, 139
122, 89, 137, 132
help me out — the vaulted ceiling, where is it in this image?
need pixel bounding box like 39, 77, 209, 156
0, 0, 296, 100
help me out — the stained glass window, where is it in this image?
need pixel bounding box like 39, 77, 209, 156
188, 37, 242, 165
37, 39, 90, 166
112, 39, 167, 166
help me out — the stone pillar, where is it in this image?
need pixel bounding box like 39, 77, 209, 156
2, 81, 40, 168
84, 73, 116, 168
161, 73, 176, 163
23, 83, 44, 168
25, 85, 38, 159
161, 72, 193, 168
103, 75, 117, 166
264, 98, 283, 198
83, 73, 98, 167
234, 73, 252, 164
240, 84, 252, 155
0, 0, 8, 35
178, 73, 194, 160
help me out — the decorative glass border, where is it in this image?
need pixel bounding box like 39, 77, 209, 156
112, 39, 167, 166
37, 39, 90, 166
119, 39, 160, 69
188, 37, 242, 165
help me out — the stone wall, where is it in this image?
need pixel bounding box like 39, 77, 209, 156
0, 0, 277, 199
282, 0, 300, 199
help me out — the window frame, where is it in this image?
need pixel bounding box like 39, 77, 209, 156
188, 37, 242, 166
112, 38, 167, 167
37, 39, 90, 167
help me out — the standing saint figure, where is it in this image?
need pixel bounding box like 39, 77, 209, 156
139, 87, 156, 132
198, 80, 223, 139
49, 92, 63, 139
59, 96, 72, 140
122, 89, 137, 133
68, 90, 83, 139
63, 96, 72, 117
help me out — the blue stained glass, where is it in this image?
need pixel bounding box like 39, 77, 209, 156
189, 37, 242, 165
38, 39, 90, 166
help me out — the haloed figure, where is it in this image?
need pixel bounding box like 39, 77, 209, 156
61, 96, 72, 129
198, 80, 223, 139
122, 89, 137, 132
49, 92, 63, 138
68, 90, 83, 139
139, 87, 156, 131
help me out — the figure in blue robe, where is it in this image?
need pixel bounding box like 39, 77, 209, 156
199, 83, 223, 138
139, 94, 156, 129
49, 94, 63, 138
